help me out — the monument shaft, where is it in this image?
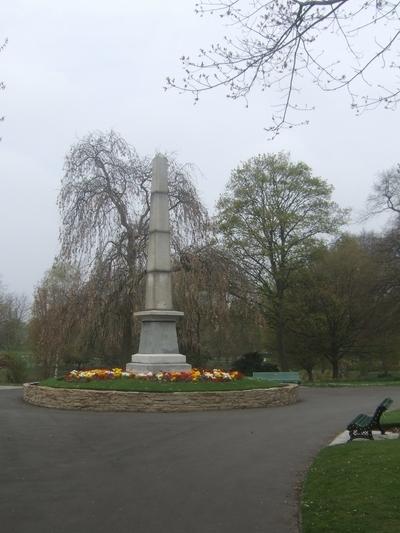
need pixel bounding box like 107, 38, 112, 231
126, 155, 191, 373
144, 155, 173, 310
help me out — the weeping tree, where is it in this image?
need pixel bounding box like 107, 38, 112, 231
30, 256, 146, 375
30, 262, 83, 377
56, 130, 208, 359
173, 245, 266, 367
78, 258, 141, 363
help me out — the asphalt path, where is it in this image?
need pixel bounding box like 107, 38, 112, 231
1, 386, 399, 533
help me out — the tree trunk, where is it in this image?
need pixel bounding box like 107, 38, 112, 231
276, 323, 289, 371
306, 368, 314, 382
121, 314, 133, 360
331, 358, 339, 379
53, 352, 59, 379
276, 289, 289, 371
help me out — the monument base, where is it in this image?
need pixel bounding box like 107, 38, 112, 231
127, 354, 192, 373
127, 309, 191, 373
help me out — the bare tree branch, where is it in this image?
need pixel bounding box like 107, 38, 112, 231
167, 0, 400, 136
58, 131, 208, 277
366, 164, 400, 219
0, 37, 8, 140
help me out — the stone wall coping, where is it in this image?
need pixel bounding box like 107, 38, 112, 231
23, 383, 299, 413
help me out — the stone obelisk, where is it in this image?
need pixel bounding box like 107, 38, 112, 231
126, 155, 191, 373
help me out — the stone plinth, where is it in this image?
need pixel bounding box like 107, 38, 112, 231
127, 310, 191, 373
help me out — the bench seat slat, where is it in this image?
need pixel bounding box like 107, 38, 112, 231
349, 415, 371, 428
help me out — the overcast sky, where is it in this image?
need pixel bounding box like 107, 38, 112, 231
1, 0, 397, 297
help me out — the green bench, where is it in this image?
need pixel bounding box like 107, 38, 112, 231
347, 398, 393, 441
252, 371, 301, 384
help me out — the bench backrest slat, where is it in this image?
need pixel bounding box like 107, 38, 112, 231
374, 398, 393, 412
371, 397, 393, 424
381, 398, 393, 409
252, 372, 301, 383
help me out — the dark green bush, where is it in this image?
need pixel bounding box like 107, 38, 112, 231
231, 352, 279, 376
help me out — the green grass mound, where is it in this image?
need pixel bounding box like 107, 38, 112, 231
302, 440, 400, 533
382, 409, 400, 427
39, 377, 280, 393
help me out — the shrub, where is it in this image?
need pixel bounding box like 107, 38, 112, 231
0, 353, 29, 383
231, 352, 279, 376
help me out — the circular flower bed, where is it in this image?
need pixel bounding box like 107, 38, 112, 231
24, 367, 299, 412
66, 368, 243, 383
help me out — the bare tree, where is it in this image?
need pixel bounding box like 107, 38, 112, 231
167, 1, 400, 136
59, 131, 207, 270
0, 280, 28, 350
367, 164, 400, 217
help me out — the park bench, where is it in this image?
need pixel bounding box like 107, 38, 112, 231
252, 371, 301, 384
347, 397, 393, 441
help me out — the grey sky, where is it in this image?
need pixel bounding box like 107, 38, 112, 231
0, 0, 397, 297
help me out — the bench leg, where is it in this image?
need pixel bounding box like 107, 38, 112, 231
347, 428, 374, 441
377, 422, 386, 435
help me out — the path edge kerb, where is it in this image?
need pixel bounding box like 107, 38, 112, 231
23, 383, 299, 412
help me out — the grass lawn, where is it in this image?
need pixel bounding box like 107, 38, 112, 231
304, 377, 400, 387
39, 377, 280, 392
301, 440, 400, 533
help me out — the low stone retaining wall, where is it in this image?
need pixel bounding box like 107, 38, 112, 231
23, 383, 299, 412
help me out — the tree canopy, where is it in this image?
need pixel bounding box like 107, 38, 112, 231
216, 152, 348, 369
288, 236, 384, 378
0, 281, 27, 351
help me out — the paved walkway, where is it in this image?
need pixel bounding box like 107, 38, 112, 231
1, 386, 399, 533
